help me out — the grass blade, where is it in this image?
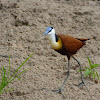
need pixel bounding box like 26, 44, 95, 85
4, 89, 14, 92
0, 68, 3, 78
96, 71, 99, 80
85, 67, 90, 69
87, 57, 93, 69
0, 53, 34, 95
2, 67, 8, 88
93, 72, 96, 80
8, 68, 30, 83
78, 69, 85, 72
93, 64, 100, 68
84, 69, 91, 76
0, 89, 14, 95
8, 53, 34, 82
3, 67, 6, 87
0, 67, 8, 93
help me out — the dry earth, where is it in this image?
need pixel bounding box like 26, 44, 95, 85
0, 0, 100, 100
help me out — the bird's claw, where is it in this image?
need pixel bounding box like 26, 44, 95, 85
78, 80, 89, 92
51, 88, 66, 98
51, 88, 62, 94
78, 81, 84, 88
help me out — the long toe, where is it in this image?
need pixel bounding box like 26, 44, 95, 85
51, 88, 62, 94
78, 81, 84, 88
51, 88, 66, 98
78, 80, 89, 92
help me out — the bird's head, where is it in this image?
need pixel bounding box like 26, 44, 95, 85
43, 27, 55, 35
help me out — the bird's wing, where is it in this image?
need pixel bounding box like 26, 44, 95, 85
58, 34, 85, 53
75, 38, 89, 42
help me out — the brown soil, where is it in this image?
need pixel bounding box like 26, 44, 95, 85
0, 0, 100, 100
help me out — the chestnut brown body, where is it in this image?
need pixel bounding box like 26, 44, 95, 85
55, 34, 89, 59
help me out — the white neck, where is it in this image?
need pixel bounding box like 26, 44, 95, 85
47, 29, 62, 50
47, 29, 56, 43
48, 33, 56, 43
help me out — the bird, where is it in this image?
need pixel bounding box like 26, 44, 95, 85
43, 27, 89, 96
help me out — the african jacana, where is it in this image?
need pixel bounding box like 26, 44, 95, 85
43, 27, 89, 96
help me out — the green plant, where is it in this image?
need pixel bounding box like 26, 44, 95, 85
81, 57, 100, 80
0, 53, 34, 95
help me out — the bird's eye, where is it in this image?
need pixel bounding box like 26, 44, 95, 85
49, 27, 53, 32
49, 29, 52, 32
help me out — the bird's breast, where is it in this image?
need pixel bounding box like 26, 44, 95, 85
49, 38, 62, 50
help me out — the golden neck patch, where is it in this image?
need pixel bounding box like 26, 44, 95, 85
49, 37, 62, 50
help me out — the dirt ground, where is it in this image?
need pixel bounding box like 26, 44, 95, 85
0, 0, 100, 100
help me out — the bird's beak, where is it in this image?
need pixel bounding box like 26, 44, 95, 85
43, 31, 48, 35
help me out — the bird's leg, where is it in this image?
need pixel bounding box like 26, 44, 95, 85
51, 59, 70, 97
72, 56, 89, 92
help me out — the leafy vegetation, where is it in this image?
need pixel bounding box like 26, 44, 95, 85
82, 57, 100, 80
0, 53, 34, 95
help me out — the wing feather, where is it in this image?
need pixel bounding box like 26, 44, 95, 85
58, 34, 85, 53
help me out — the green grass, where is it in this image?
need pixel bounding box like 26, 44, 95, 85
0, 53, 34, 95
81, 57, 100, 80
